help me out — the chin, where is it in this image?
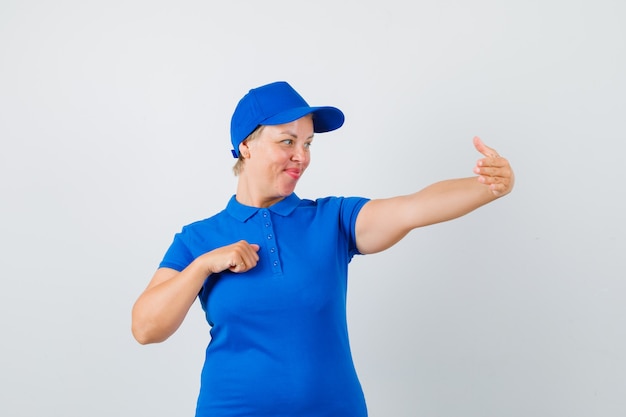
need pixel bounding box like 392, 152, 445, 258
277, 184, 297, 197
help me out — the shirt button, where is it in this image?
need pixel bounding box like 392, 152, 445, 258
270, 247, 275, 253
267, 234, 272, 240
273, 261, 278, 267
265, 222, 270, 227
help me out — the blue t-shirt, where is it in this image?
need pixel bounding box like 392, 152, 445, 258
159, 193, 371, 417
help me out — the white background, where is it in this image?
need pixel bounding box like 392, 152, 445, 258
1, 1, 624, 416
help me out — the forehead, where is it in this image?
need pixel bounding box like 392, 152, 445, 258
263, 115, 314, 137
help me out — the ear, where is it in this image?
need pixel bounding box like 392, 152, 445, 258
238, 141, 250, 158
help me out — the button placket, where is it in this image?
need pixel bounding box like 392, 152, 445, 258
261, 210, 281, 274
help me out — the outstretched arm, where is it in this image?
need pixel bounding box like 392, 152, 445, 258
355, 137, 514, 254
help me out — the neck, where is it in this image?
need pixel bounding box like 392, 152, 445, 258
236, 176, 285, 208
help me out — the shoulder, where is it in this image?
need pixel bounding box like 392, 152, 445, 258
318, 196, 371, 213
176, 209, 229, 236
296, 196, 370, 223
309, 195, 370, 207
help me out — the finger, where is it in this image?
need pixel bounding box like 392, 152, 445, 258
476, 156, 509, 179
234, 259, 259, 272
229, 242, 260, 273
488, 182, 509, 197
473, 136, 499, 158
477, 172, 512, 197
236, 241, 260, 255
476, 175, 498, 196
242, 243, 260, 265
228, 258, 250, 272
474, 164, 506, 177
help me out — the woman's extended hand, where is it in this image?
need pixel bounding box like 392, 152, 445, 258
473, 136, 515, 197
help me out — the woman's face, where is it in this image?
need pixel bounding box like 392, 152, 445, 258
241, 115, 314, 206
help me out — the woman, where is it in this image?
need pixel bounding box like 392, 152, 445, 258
131, 81, 514, 416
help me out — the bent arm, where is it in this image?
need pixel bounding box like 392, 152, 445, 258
131, 241, 260, 344
131, 263, 209, 345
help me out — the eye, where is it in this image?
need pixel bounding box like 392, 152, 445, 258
280, 139, 294, 145
304, 142, 313, 149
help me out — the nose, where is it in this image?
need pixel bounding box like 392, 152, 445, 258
291, 144, 308, 162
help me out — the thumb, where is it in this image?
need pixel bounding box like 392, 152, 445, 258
473, 136, 498, 158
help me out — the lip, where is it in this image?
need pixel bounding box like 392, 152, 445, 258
284, 168, 302, 180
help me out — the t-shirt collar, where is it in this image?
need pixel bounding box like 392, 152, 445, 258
226, 193, 301, 222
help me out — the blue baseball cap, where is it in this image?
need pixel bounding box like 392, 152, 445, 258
230, 81, 345, 158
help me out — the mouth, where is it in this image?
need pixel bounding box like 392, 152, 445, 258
284, 168, 302, 180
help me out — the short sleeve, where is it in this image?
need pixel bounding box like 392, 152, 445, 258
337, 196, 370, 257
158, 229, 195, 271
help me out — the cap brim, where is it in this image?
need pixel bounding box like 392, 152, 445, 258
262, 106, 344, 133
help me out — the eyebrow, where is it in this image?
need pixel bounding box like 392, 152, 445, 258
279, 130, 315, 140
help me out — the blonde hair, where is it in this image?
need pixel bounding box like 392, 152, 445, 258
232, 125, 265, 176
